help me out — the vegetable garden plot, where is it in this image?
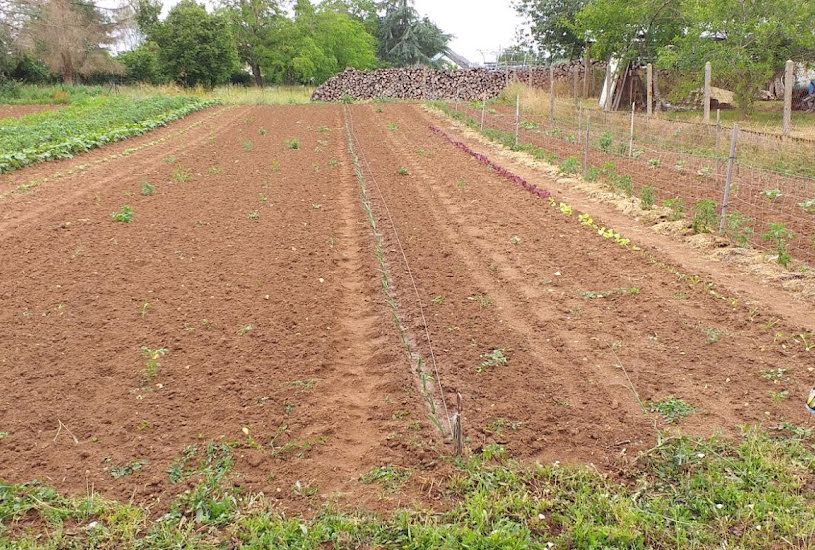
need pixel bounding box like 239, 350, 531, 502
0, 95, 215, 173
1, 102, 815, 547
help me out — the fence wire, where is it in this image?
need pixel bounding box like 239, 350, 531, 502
442, 97, 815, 267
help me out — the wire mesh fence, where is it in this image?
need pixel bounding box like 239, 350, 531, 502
439, 96, 815, 267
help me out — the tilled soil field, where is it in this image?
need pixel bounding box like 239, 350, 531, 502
1, 102, 812, 517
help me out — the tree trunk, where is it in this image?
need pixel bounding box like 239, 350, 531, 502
61, 52, 75, 84
251, 62, 263, 87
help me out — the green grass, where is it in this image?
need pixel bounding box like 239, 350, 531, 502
648, 397, 696, 424
3, 429, 815, 548
0, 83, 107, 105
0, 94, 215, 173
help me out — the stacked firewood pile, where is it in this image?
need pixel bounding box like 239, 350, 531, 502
311, 61, 606, 102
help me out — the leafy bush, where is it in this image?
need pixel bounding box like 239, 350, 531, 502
692, 199, 718, 234
763, 223, 794, 266
663, 197, 685, 221
599, 131, 613, 152
725, 211, 754, 247
559, 156, 580, 175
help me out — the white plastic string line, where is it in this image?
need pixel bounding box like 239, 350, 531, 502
343, 105, 453, 436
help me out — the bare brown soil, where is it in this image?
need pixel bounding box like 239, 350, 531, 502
1, 103, 812, 517
0, 104, 60, 119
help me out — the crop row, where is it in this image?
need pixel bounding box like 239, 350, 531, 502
0, 96, 218, 173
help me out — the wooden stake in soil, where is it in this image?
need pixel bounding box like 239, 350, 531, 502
453, 393, 463, 456
480, 91, 486, 132
703, 61, 712, 123
783, 59, 794, 138
573, 65, 579, 108
583, 114, 591, 177
515, 94, 521, 146
719, 124, 739, 235
549, 64, 556, 124
583, 55, 590, 98
646, 63, 653, 117
629, 102, 635, 158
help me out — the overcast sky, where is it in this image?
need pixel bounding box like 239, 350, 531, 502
103, 0, 524, 64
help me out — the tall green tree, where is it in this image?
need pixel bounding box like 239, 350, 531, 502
513, 0, 587, 60
574, 0, 681, 63
222, 0, 280, 86
378, 0, 450, 67
658, 0, 815, 112
152, 0, 238, 87
262, 0, 376, 85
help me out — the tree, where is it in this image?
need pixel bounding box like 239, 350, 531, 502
16, 0, 122, 83
574, 0, 681, 63
378, 0, 450, 67
321, 0, 377, 36
118, 40, 163, 84
152, 0, 238, 87
658, 0, 815, 113
222, 0, 280, 86
514, 0, 587, 60
262, 0, 376, 85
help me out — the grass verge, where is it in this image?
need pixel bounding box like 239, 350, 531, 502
2, 429, 814, 547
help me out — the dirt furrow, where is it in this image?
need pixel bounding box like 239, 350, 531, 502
347, 103, 812, 466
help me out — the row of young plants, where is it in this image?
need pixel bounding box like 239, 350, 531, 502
0, 95, 218, 173
2, 428, 814, 548
433, 101, 809, 268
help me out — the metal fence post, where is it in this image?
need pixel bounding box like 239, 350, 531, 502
629, 102, 635, 158
719, 124, 739, 235
646, 63, 653, 117
515, 94, 521, 147
583, 115, 591, 177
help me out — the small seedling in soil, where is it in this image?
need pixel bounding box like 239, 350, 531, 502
648, 397, 695, 424
312, 203, 322, 210
208, 165, 222, 175
431, 295, 444, 305
468, 294, 493, 308
485, 417, 523, 436
257, 128, 267, 136
387, 122, 399, 132
111, 205, 133, 223
478, 349, 508, 373
799, 333, 814, 351
0, 432, 8, 440
163, 155, 177, 164
140, 182, 155, 196
248, 211, 260, 221
328, 159, 338, 167
171, 167, 192, 183
290, 379, 317, 392
238, 324, 254, 335
510, 235, 522, 246
762, 368, 787, 382
456, 179, 467, 190
763, 223, 794, 267
318, 126, 330, 133
241, 427, 262, 450
692, 199, 717, 234
292, 480, 319, 498
704, 327, 724, 344
771, 390, 790, 403
285, 138, 300, 150
762, 189, 782, 202
141, 347, 168, 380
361, 465, 410, 492
242, 140, 254, 152
640, 186, 655, 210
270, 160, 281, 173
110, 460, 146, 479
139, 302, 150, 318
398, 167, 410, 176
